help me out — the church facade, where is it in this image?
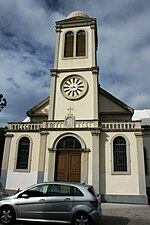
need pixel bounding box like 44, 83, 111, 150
1, 11, 148, 204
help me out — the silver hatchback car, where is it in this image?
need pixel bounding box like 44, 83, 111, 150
0, 182, 101, 225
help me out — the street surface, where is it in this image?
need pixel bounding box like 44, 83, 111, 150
0, 203, 149, 225
101, 203, 150, 225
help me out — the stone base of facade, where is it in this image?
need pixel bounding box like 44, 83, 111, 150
101, 194, 148, 205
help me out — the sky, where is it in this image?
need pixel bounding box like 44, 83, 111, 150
0, 0, 150, 127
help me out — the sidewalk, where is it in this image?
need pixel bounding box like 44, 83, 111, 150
101, 203, 150, 225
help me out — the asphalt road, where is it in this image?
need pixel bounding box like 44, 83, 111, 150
0, 203, 149, 225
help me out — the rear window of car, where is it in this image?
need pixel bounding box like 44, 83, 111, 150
88, 186, 96, 197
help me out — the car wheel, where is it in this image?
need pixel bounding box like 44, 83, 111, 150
0, 206, 15, 224
72, 212, 91, 225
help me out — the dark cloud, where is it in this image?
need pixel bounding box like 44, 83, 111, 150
0, 0, 150, 127
102, 0, 150, 24
45, 0, 61, 10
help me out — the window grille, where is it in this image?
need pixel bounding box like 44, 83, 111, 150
16, 137, 30, 169
57, 136, 81, 150
113, 136, 127, 172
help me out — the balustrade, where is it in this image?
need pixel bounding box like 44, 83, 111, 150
101, 121, 141, 130
8, 121, 141, 131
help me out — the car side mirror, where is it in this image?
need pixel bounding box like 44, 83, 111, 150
21, 194, 29, 199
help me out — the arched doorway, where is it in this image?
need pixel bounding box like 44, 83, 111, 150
55, 136, 81, 182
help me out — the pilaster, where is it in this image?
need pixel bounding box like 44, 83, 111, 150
1, 134, 14, 187
54, 25, 61, 69
91, 130, 100, 193
48, 70, 58, 120
135, 132, 148, 203
92, 67, 99, 120
37, 131, 49, 183
90, 23, 97, 67
47, 148, 57, 181
80, 149, 90, 184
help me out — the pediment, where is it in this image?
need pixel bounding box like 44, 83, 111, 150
27, 97, 49, 122
99, 88, 134, 121
26, 88, 134, 123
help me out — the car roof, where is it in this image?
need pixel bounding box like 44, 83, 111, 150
25, 182, 92, 190
37, 182, 91, 187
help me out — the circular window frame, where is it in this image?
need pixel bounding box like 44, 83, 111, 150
61, 75, 88, 100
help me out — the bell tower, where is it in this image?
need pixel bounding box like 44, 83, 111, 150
48, 11, 99, 122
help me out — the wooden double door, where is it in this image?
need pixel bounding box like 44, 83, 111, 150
55, 150, 81, 183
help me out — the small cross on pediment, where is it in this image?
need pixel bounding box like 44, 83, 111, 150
67, 106, 73, 115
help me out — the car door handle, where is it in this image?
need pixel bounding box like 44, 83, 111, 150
65, 198, 71, 201
39, 199, 46, 202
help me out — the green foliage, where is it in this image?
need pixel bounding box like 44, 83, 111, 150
0, 128, 6, 167
0, 94, 7, 112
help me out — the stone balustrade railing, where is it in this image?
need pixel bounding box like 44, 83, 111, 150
101, 121, 141, 130
8, 120, 99, 130
8, 121, 141, 131
8, 123, 42, 130
43, 120, 98, 129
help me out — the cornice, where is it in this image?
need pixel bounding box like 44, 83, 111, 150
50, 67, 99, 75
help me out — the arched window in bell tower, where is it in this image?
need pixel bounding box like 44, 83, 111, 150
64, 31, 74, 57
76, 30, 86, 56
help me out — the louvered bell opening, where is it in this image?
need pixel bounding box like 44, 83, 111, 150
76, 30, 86, 57
64, 31, 74, 57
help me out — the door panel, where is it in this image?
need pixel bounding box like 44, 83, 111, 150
17, 197, 46, 219
17, 184, 49, 220
69, 154, 81, 182
55, 152, 68, 181
45, 196, 73, 221
45, 184, 74, 221
55, 151, 81, 182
